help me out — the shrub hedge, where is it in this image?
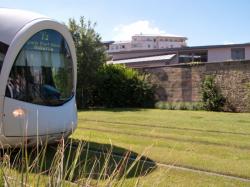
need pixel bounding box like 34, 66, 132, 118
155, 101, 204, 111
94, 64, 155, 108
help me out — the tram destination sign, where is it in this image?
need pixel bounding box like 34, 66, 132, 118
24, 30, 63, 53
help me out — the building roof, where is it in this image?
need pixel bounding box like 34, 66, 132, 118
102, 41, 115, 45
0, 8, 49, 45
133, 34, 188, 39
107, 54, 176, 64
112, 41, 131, 44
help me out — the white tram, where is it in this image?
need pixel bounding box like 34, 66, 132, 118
0, 8, 77, 147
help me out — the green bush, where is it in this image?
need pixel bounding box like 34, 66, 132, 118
164, 102, 176, 110
190, 102, 204, 110
94, 64, 155, 108
201, 75, 226, 111
155, 101, 203, 111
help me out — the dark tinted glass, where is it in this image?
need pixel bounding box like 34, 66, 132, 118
0, 52, 4, 69
231, 48, 245, 60
0, 41, 8, 71
179, 51, 207, 63
6, 29, 74, 106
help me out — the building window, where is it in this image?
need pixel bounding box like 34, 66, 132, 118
178, 51, 208, 63
193, 51, 208, 62
148, 45, 151, 48
231, 48, 245, 60
178, 52, 193, 63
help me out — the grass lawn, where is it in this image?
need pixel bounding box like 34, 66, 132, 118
70, 109, 250, 186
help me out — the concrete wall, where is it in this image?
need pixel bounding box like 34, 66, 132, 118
145, 60, 250, 112
245, 46, 250, 59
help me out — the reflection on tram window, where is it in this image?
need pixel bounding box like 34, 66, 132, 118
0, 42, 8, 71
0, 52, 4, 70
6, 29, 74, 106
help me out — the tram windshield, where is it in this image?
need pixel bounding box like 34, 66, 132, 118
6, 29, 74, 106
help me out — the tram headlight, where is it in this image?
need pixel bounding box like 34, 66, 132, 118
12, 108, 26, 118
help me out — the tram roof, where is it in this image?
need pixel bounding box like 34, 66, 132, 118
0, 8, 49, 45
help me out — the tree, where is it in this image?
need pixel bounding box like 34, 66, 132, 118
68, 17, 107, 108
201, 75, 225, 111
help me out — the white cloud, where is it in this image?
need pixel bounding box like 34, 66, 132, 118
223, 41, 235, 45
112, 20, 169, 41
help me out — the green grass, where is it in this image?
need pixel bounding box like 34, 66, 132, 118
3, 109, 250, 186
71, 109, 250, 186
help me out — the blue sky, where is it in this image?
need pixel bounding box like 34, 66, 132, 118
1, 0, 250, 46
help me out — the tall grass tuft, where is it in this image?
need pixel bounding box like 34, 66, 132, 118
0, 137, 156, 186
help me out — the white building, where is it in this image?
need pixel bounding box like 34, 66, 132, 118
107, 43, 250, 68
108, 34, 187, 52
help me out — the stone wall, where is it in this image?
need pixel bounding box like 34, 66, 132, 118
144, 60, 250, 112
